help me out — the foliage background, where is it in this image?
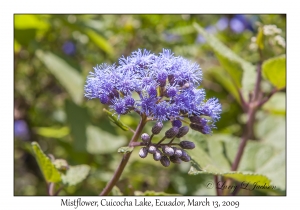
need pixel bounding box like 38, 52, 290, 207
14, 14, 286, 196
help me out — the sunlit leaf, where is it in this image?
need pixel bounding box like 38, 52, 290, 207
61, 165, 90, 186
14, 15, 49, 30
256, 26, 264, 50
262, 55, 286, 89
262, 92, 286, 115
187, 132, 285, 190
85, 29, 114, 56
31, 142, 61, 183
35, 126, 70, 139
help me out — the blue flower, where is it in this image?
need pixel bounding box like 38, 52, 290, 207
85, 49, 222, 133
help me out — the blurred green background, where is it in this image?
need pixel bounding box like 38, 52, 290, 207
14, 14, 286, 195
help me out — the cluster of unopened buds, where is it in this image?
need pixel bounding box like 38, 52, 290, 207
138, 120, 193, 167
85, 49, 221, 167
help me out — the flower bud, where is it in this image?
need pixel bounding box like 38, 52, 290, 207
139, 147, 148, 158
179, 141, 195, 149
180, 150, 191, 162
190, 123, 211, 134
189, 117, 207, 126
162, 145, 175, 156
141, 133, 150, 143
170, 155, 182, 164
172, 147, 183, 158
160, 156, 170, 167
148, 145, 157, 154
152, 122, 163, 134
172, 119, 182, 128
176, 126, 189, 138
165, 126, 179, 138
153, 150, 162, 161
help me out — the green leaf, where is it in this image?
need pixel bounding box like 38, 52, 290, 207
84, 29, 114, 56
15, 15, 49, 30
86, 125, 127, 154
187, 133, 285, 191
53, 159, 69, 171
262, 92, 286, 115
208, 67, 241, 104
193, 22, 256, 93
262, 54, 286, 89
31, 142, 61, 183
35, 126, 70, 138
61, 165, 90, 186
35, 50, 84, 105
118, 146, 134, 154
111, 186, 123, 195
134, 191, 180, 196
65, 100, 89, 152
103, 108, 130, 131
256, 26, 264, 50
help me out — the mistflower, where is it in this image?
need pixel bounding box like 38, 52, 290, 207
85, 49, 222, 166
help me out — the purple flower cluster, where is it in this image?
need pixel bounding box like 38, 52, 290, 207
85, 49, 221, 134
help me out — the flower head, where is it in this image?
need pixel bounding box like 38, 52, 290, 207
84, 49, 221, 134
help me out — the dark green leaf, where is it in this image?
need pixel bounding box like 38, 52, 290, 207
65, 100, 89, 152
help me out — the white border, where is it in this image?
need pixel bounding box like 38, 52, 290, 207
2, 1, 297, 209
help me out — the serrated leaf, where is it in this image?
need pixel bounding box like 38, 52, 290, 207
262, 55, 286, 89
134, 190, 180, 196
61, 165, 90, 186
118, 146, 134, 154
193, 22, 256, 93
31, 142, 61, 183
35, 50, 84, 105
103, 108, 130, 131
86, 125, 127, 154
187, 132, 285, 191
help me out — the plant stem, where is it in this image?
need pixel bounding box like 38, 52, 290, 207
48, 183, 54, 196
214, 176, 222, 196
231, 63, 262, 171
99, 115, 147, 196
